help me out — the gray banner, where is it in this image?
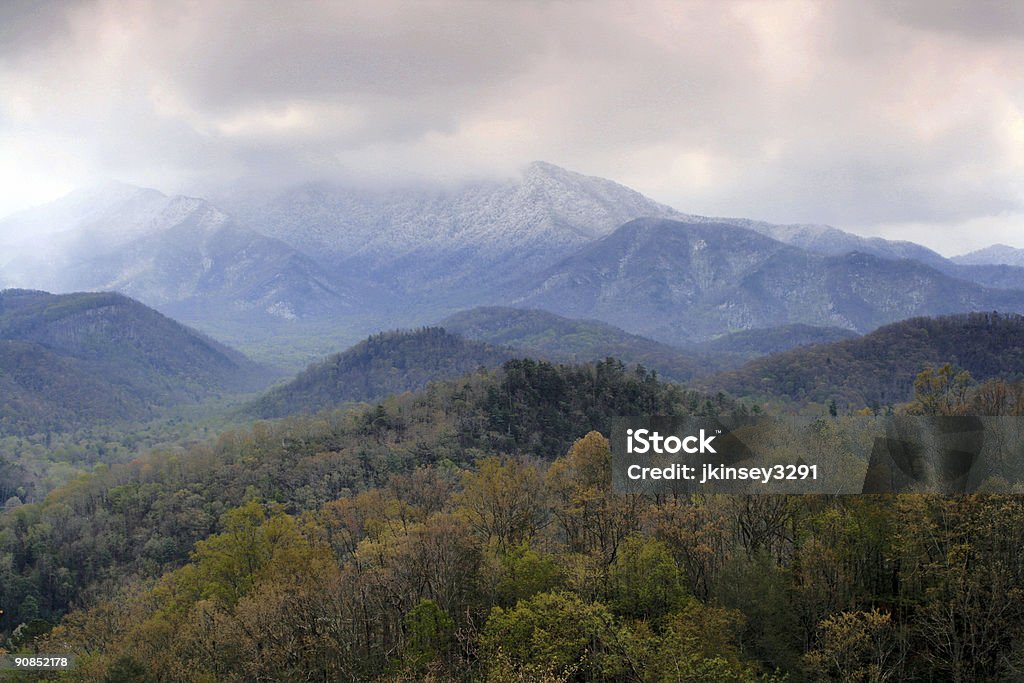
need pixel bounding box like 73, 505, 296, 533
611, 416, 1024, 495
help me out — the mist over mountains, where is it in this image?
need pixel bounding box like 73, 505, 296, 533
3, 161, 1024, 358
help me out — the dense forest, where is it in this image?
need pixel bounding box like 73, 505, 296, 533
0, 399, 253, 506
4, 353, 1024, 679
1, 359, 717, 632
0, 289, 274, 435
247, 328, 517, 418
703, 312, 1024, 410
439, 307, 738, 381
695, 324, 859, 357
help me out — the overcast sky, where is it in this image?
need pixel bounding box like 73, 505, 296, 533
2, 0, 1023, 255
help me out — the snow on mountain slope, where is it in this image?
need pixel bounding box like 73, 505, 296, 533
953, 244, 1024, 267
513, 217, 1024, 345
0, 185, 358, 323
0, 182, 171, 288
227, 161, 959, 291
232, 161, 683, 256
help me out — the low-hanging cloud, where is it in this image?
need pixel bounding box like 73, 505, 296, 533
1, 0, 1022, 254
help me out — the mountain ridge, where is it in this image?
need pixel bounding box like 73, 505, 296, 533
953, 243, 1024, 268
701, 311, 1024, 408
248, 327, 518, 418
0, 289, 275, 434
513, 217, 1024, 345
438, 305, 739, 380
5, 162, 1024, 356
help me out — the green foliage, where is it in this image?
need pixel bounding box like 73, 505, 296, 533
8, 617, 52, 650
103, 655, 154, 683
0, 358, 726, 633
630, 600, 774, 682
699, 323, 860, 356
402, 599, 454, 672
482, 591, 622, 681
714, 552, 803, 673
458, 457, 546, 549
908, 363, 973, 415
804, 609, 899, 682
488, 543, 565, 606
607, 535, 687, 622
0, 398, 255, 504
7, 345, 1024, 680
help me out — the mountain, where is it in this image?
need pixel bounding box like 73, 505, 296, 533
703, 311, 1024, 408
715, 219, 950, 268
225, 161, 686, 299
6, 163, 1022, 355
64, 197, 359, 322
229, 164, 1022, 303
682, 222, 1024, 293
0, 186, 361, 327
0, 289, 274, 434
936, 262, 1024, 292
513, 217, 1024, 345
696, 324, 860, 356
0, 181, 172, 287
439, 306, 740, 380
953, 244, 1024, 267
248, 328, 517, 418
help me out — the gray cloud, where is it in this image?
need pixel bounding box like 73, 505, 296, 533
1, 0, 1022, 254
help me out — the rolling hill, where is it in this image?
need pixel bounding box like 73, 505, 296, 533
702, 311, 1024, 408
248, 328, 517, 418
439, 306, 742, 380
0, 289, 274, 434
696, 324, 861, 356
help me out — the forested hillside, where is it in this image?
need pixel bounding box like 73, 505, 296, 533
0, 359, 722, 633
704, 312, 1024, 409
697, 323, 860, 356
0, 289, 273, 434
5, 355, 1024, 679
440, 306, 738, 380
248, 328, 517, 418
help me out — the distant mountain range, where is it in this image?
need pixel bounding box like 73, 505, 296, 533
248, 308, 863, 419
0, 290, 274, 434
3, 162, 1024, 358
0, 187, 362, 332
953, 244, 1024, 267
701, 312, 1024, 408
513, 217, 1024, 344
223, 161, 684, 300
